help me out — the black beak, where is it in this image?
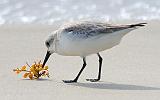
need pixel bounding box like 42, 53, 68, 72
42, 51, 51, 67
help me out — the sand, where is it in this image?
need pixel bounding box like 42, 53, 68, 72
0, 20, 160, 100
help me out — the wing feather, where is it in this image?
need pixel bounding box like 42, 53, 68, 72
60, 21, 145, 39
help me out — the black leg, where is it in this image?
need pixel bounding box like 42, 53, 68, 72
86, 53, 103, 82
63, 57, 86, 83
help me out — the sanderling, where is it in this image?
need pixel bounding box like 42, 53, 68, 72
42, 21, 147, 83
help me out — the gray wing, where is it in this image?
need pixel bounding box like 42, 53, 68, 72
61, 21, 146, 39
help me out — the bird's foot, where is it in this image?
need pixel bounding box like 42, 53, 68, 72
86, 78, 100, 82
63, 79, 77, 83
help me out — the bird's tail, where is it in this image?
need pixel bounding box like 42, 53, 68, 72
129, 23, 147, 28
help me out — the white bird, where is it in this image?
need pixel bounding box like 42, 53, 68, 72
42, 21, 147, 83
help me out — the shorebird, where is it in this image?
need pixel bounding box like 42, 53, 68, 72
42, 21, 146, 83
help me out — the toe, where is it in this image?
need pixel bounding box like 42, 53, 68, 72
63, 80, 77, 83
86, 79, 99, 82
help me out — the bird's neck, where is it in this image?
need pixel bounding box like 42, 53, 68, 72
54, 34, 59, 53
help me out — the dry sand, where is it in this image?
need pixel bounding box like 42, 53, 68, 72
0, 21, 160, 100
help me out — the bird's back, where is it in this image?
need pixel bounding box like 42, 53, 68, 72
59, 21, 147, 40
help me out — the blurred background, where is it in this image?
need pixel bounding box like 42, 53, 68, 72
0, 0, 160, 25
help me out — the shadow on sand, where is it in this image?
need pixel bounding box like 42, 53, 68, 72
67, 82, 160, 90
21, 78, 52, 81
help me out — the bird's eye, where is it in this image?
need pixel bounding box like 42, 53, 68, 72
45, 41, 50, 47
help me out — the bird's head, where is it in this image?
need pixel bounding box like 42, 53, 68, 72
42, 32, 57, 67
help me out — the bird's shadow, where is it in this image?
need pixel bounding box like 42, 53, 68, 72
67, 82, 160, 90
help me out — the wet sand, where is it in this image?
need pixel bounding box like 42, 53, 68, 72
0, 20, 160, 100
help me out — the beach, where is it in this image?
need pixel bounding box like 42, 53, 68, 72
0, 20, 160, 100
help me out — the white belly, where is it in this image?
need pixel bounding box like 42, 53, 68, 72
56, 29, 132, 56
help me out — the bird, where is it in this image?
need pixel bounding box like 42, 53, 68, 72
42, 21, 147, 83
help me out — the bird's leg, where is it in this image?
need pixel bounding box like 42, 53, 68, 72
63, 57, 86, 83
86, 53, 103, 82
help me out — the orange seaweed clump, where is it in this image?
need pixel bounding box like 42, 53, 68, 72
13, 60, 49, 80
